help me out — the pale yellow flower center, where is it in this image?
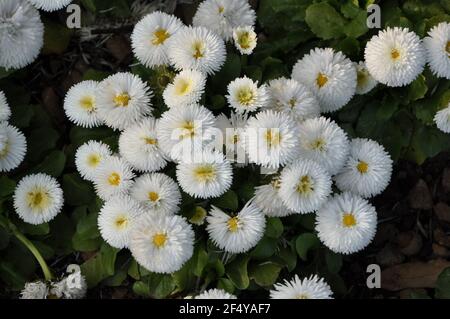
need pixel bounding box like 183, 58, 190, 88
114, 216, 129, 229
174, 78, 192, 96
296, 175, 313, 194
237, 87, 255, 106
288, 98, 297, 108
357, 161, 369, 174
80, 96, 95, 112
446, 41, 450, 56
194, 165, 216, 182
148, 191, 160, 202
152, 233, 167, 248
218, 5, 224, 13
316, 73, 328, 88
87, 153, 101, 167
227, 216, 239, 232
237, 32, 251, 49
180, 121, 195, 138
342, 213, 357, 228
152, 28, 170, 45
192, 41, 205, 59
309, 138, 326, 151
144, 137, 157, 145
26, 189, 51, 210
265, 129, 281, 147
114, 93, 131, 107
391, 48, 400, 60
296, 294, 309, 299
0, 140, 9, 158
108, 172, 121, 186
357, 70, 368, 87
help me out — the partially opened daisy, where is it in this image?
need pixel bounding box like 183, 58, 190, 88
424, 22, 450, 79
119, 118, 167, 172
131, 11, 184, 68
195, 289, 237, 299
98, 195, 145, 249
176, 151, 233, 199
193, 0, 256, 41
216, 112, 248, 164
270, 275, 333, 299
365, 27, 426, 87
93, 156, 135, 201
0, 91, 11, 122
316, 192, 377, 254
157, 103, 217, 162
64, 81, 102, 128
297, 117, 350, 175
130, 173, 181, 215
75, 140, 112, 182
50, 270, 87, 299
14, 173, 64, 225
292, 48, 356, 113
233, 26, 257, 55
335, 138, 393, 198
20, 281, 48, 299
206, 201, 265, 253
434, 102, 450, 133
279, 159, 332, 214
227, 76, 269, 114
163, 69, 206, 108
168, 26, 226, 75
355, 62, 378, 95
0, 0, 44, 70
130, 213, 194, 274
0, 122, 27, 172
27, 0, 73, 11
253, 176, 295, 217
266, 77, 320, 122
245, 110, 299, 169
96, 72, 153, 131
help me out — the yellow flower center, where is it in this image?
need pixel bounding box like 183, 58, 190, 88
80, 96, 95, 112
237, 87, 255, 106
296, 175, 313, 194
265, 129, 281, 147
0, 141, 9, 158
357, 70, 368, 87
232, 133, 239, 144
218, 5, 224, 13
227, 216, 239, 232
288, 98, 297, 108
114, 216, 129, 229
180, 121, 195, 138
26, 189, 51, 210
391, 48, 400, 60
316, 73, 328, 88
446, 41, 450, 55
192, 41, 204, 59
296, 294, 309, 299
190, 206, 207, 225
237, 32, 251, 49
114, 93, 131, 107
271, 178, 281, 190
342, 213, 357, 228
174, 78, 192, 96
194, 165, 216, 182
87, 153, 101, 167
152, 233, 167, 248
148, 191, 160, 202
357, 161, 369, 174
309, 138, 326, 151
151, 28, 170, 45
144, 137, 157, 145
108, 172, 121, 186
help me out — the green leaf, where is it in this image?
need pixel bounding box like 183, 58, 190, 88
81, 243, 119, 288
226, 255, 249, 289
217, 278, 235, 294
134, 273, 176, 299
10, 104, 34, 129
211, 190, 239, 211
210, 53, 241, 92
27, 127, 59, 162
21, 223, 50, 236
251, 237, 278, 260
42, 20, 73, 55
193, 248, 209, 277
278, 245, 297, 271
62, 173, 95, 206
344, 10, 369, 38
305, 2, 346, 40
249, 262, 282, 287
0, 226, 10, 250
82, 69, 110, 82
81, 0, 96, 12
407, 75, 428, 101
325, 250, 343, 274
436, 267, 450, 299
295, 233, 320, 260
266, 218, 284, 238
0, 176, 16, 198
30, 151, 66, 177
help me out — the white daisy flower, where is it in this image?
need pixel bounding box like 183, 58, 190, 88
131, 11, 184, 68
206, 201, 265, 254
96, 72, 153, 131
64, 80, 102, 128
195, 289, 237, 299
168, 26, 227, 75
266, 77, 320, 122
233, 26, 257, 55
163, 69, 206, 108
130, 213, 195, 274
365, 27, 426, 87
0, 91, 11, 122
157, 103, 217, 162
20, 281, 48, 299
253, 176, 295, 217
355, 61, 378, 95
98, 195, 145, 249
424, 22, 450, 79
50, 268, 87, 299
13, 173, 64, 225
118, 118, 167, 172
227, 76, 269, 114
292, 48, 357, 113
0, 0, 44, 70
75, 140, 112, 182
278, 159, 332, 214
216, 112, 248, 164
245, 110, 299, 170
193, 0, 256, 41
93, 156, 135, 201
316, 192, 377, 254
27, 0, 72, 11
130, 173, 181, 215
434, 103, 450, 133
176, 151, 233, 199
270, 275, 333, 299
335, 138, 393, 198
0, 122, 27, 172
297, 117, 350, 175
